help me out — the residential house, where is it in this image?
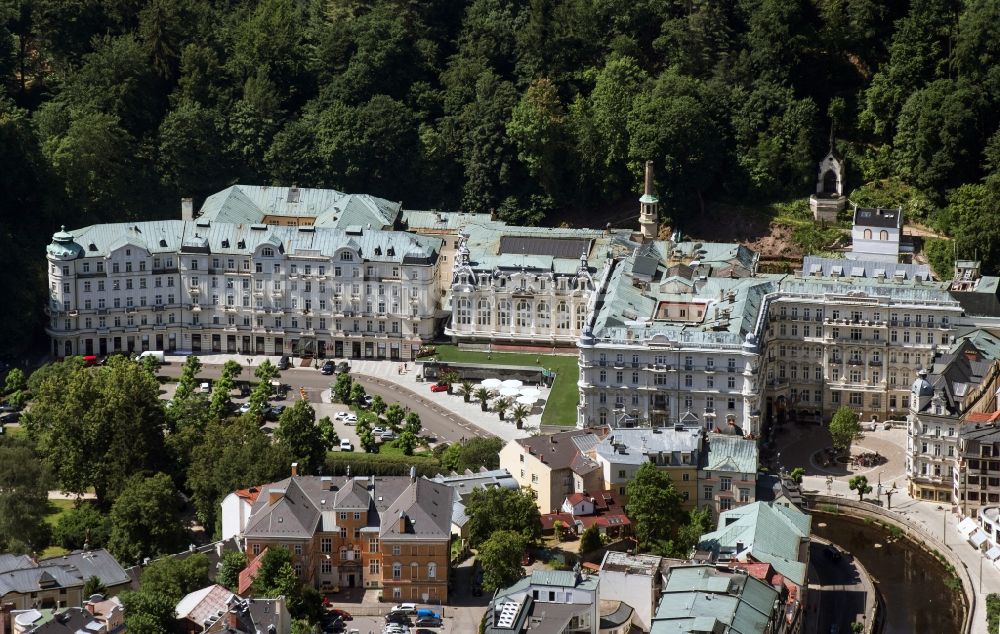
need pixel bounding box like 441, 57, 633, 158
484, 569, 600, 634
650, 564, 781, 634
499, 429, 605, 513
5, 595, 123, 634
232, 469, 452, 603
755, 474, 807, 511
0, 551, 130, 611
908, 334, 1000, 502
221, 487, 260, 542
176, 586, 289, 634
699, 433, 759, 517
589, 425, 702, 510
847, 205, 903, 263
540, 491, 631, 540
429, 469, 519, 540
597, 552, 664, 632
697, 502, 811, 633
955, 422, 1000, 519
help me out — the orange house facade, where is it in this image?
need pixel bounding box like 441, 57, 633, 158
239, 471, 451, 603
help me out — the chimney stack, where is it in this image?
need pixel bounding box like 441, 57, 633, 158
410, 466, 416, 483
291, 462, 298, 477
398, 511, 407, 533
644, 160, 655, 197
181, 198, 194, 222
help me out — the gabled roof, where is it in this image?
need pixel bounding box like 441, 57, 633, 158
238, 548, 267, 595
243, 479, 320, 540
704, 434, 758, 474
176, 584, 234, 624
514, 429, 607, 471
0, 550, 129, 599
697, 502, 811, 586
379, 478, 452, 540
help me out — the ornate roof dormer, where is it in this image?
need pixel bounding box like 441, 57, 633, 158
47, 225, 83, 260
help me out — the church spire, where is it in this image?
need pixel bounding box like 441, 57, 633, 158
638, 160, 659, 242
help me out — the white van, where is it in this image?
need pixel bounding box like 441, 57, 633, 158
135, 350, 166, 363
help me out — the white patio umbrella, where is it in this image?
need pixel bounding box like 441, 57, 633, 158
519, 387, 541, 398
501, 379, 524, 389
516, 395, 537, 406
482, 378, 503, 389
499, 387, 521, 398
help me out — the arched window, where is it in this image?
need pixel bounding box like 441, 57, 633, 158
477, 299, 491, 326
498, 300, 510, 326
575, 304, 587, 330
516, 300, 531, 328
427, 562, 437, 579
880, 230, 889, 241
456, 298, 471, 325
261, 247, 274, 257
863, 229, 872, 240
536, 303, 550, 329
557, 302, 570, 329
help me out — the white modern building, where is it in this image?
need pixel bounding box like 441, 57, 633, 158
44, 192, 442, 360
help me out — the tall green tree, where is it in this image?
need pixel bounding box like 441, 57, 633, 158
829, 406, 862, 454
274, 400, 325, 474
54, 502, 112, 550
507, 77, 569, 199
465, 486, 542, 547
625, 462, 684, 549
0, 444, 51, 552
478, 530, 526, 592
108, 472, 185, 564
25, 356, 166, 504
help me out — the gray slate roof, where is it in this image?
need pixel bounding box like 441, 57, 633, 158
704, 434, 759, 474
198, 185, 401, 229
0, 550, 129, 599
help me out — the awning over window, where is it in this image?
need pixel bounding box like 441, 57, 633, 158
970, 531, 988, 548
958, 517, 979, 537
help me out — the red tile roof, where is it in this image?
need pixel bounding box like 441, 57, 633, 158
965, 411, 1000, 424
235, 487, 261, 504
238, 547, 268, 595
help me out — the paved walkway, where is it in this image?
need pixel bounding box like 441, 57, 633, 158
165, 353, 543, 442
775, 422, 998, 634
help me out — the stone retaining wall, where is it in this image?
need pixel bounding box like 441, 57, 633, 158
807, 493, 974, 634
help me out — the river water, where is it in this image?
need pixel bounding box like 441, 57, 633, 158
812, 512, 965, 633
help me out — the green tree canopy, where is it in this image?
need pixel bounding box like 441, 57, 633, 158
275, 400, 325, 474
478, 529, 526, 592
0, 444, 51, 552
625, 462, 685, 549
54, 502, 112, 551
108, 472, 185, 564
829, 406, 862, 454
465, 486, 542, 547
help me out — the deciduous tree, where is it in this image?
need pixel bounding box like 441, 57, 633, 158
829, 406, 862, 454
108, 472, 185, 564
625, 462, 684, 549
465, 486, 541, 547
275, 400, 325, 474
477, 530, 526, 592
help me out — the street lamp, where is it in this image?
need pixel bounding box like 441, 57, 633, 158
885, 484, 898, 510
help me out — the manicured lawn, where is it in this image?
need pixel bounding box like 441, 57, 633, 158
427, 345, 579, 426
41, 499, 76, 558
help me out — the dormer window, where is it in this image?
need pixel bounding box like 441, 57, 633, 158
340, 252, 353, 261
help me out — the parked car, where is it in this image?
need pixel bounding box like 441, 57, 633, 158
430, 383, 449, 393
335, 361, 350, 374
237, 403, 252, 415
321, 361, 336, 375
339, 439, 354, 452
0, 412, 18, 424
391, 604, 418, 615
380, 430, 396, 441
384, 612, 411, 625
277, 355, 290, 370
0, 403, 19, 413
267, 405, 287, 420
414, 617, 441, 628
344, 413, 358, 424
334, 411, 348, 421
326, 609, 352, 621
372, 427, 386, 435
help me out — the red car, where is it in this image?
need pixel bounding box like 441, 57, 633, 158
327, 609, 352, 621
430, 383, 450, 393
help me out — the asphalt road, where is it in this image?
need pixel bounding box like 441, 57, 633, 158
807, 541, 869, 634
157, 363, 495, 445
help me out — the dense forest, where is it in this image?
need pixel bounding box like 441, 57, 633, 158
1, 0, 1000, 356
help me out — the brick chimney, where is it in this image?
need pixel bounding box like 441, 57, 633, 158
291, 462, 299, 477
267, 487, 285, 505
398, 511, 407, 533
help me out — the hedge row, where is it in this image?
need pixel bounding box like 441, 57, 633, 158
323, 452, 442, 477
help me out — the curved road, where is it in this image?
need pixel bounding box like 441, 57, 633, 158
158, 363, 495, 444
